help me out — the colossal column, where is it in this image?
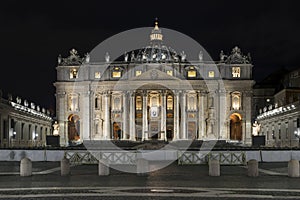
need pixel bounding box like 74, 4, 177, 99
142, 91, 148, 141
160, 91, 167, 140
56, 92, 67, 146
103, 91, 111, 140
180, 91, 187, 139
122, 91, 129, 140
197, 91, 205, 140
129, 91, 136, 141
173, 90, 180, 140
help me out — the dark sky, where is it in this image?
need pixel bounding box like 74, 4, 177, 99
0, 0, 299, 115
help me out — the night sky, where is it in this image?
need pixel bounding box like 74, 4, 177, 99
0, 0, 299, 116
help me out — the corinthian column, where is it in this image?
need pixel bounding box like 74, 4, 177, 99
103, 91, 111, 140
122, 91, 129, 140
197, 91, 205, 140
142, 91, 148, 141
181, 91, 187, 139
173, 90, 180, 140
160, 91, 167, 141
129, 91, 136, 141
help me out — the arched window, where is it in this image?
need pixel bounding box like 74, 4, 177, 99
95, 95, 101, 110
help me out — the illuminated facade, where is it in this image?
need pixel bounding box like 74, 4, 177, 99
54, 21, 254, 146
0, 93, 52, 148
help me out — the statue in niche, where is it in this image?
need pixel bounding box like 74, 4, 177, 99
68, 95, 78, 111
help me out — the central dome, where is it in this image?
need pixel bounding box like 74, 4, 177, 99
133, 20, 182, 63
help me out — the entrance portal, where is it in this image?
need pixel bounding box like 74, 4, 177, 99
230, 113, 242, 141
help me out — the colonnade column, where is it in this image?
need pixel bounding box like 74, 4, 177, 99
173, 91, 180, 140
103, 91, 111, 140
180, 91, 187, 139
160, 91, 167, 141
122, 92, 129, 140
129, 91, 136, 141
142, 91, 148, 141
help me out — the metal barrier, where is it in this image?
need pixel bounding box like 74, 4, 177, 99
64, 150, 137, 165
178, 151, 246, 165
64, 151, 99, 165
64, 150, 246, 165
177, 151, 208, 165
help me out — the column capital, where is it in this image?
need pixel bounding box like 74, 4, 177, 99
130, 91, 136, 98
142, 90, 148, 97
197, 91, 208, 97
161, 90, 168, 96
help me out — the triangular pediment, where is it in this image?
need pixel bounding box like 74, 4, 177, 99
130, 69, 180, 81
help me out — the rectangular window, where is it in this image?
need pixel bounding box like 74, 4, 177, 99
135, 70, 142, 76
136, 96, 142, 111
279, 129, 281, 139
208, 71, 215, 78
188, 70, 196, 78
232, 67, 241, 77
95, 72, 101, 79
112, 71, 121, 78
167, 70, 173, 76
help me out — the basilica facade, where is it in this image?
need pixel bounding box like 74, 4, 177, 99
54, 22, 254, 146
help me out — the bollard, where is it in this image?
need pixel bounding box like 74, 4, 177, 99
288, 159, 299, 177
247, 159, 259, 177
98, 160, 110, 176
136, 158, 149, 176
60, 158, 70, 176
209, 159, 220, 176
20, 157, 32, 177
